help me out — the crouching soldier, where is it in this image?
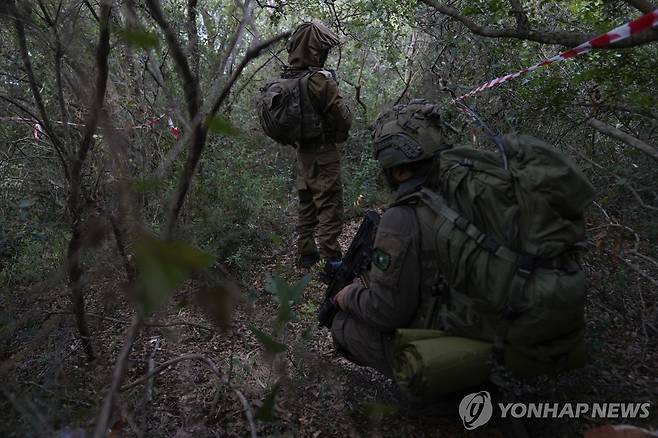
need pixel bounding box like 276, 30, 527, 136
329, 99, 590, 398
330, 100, 450, 377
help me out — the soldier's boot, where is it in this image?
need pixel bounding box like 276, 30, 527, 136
297, 252, 320, 269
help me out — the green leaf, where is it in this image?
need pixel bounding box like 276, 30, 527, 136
255, 383, 281, 422
268, 234, 283, 246
206, 116, 240, 136
118, 28, 159, 49
288, 274, 310, 304
134, 235, 215, 314
250, 327, 287, 354
265, 274, 294, 324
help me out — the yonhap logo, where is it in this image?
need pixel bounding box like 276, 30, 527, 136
459, 391, 493, 430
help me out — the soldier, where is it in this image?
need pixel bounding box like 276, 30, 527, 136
285, 21, 352, 268
330, 100, 451, 377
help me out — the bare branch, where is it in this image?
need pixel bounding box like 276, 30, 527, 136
48, 311, 214, 331
419, 0, 658, 48
625, 0, 656, 13
573, 102, 657, 120
145, 0, 200, 118
561, 142, 658, 212
208, 30, 291, 116
119, 353, 257, 438
13, 13, 70, 180
121, 353, 225, 391
230, 49, 283, 103
92, 317, 142, 438
164, 30, 290, 239
587, 118, 658, 161
221, 1, 255, 76
65, 1, 112, 362
186, 0, 200, 80
508, 0, 529, 33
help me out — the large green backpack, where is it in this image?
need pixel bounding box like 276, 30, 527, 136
411, 134, 595, 362
255, 69, 325, 146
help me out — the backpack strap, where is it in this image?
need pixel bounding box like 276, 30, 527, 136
389, 190, 447, 329
298, 70, 325, 146
416, 187, 527, 365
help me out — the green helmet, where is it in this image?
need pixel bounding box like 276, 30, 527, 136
371, 99, 450, 169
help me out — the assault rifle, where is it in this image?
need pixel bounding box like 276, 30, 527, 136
318, 210, 380, 328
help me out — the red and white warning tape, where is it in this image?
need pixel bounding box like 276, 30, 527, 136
452, 8, 658, 102
1, 114, 180, 141
167, 116, 181, 139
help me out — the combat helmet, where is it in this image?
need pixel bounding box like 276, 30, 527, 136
371, 99, 450, 169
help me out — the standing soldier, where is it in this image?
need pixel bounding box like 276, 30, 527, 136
285, 21, 352, 268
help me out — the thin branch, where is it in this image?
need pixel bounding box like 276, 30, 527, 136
65, 1, 112, 362
587, 118, 658, 161
164, 30, 291, 239
230, 50, 283, 102
624, 0, 656, 13
186, 0, 200, 80
119, 354, 257, 438
221, 1, 255, 76
13, 14, 70, 180
609, 250, 658, 287
559, 135, 658, 212
573, 102, 657, 120
0, 388, 54, 437
145, 0, 200, 118
208, 30, 291, 116
120, 353, 225, 391
508, 0, 529, 33
418, 0, 658, 48
341, 77, 367, 113
47, 311, 214, 331
92, 317, 142, 438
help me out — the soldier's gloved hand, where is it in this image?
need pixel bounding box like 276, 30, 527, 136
335, 279, 362, 310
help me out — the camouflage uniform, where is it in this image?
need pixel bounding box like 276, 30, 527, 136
330, 100, 449, 377
331, 177, 438, 377
286, 21, 352, 261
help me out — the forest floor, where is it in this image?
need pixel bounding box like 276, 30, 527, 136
1, 208, 657, 437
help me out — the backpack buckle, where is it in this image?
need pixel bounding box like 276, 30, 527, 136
454, 216, 469, 231
480, 235, 500, 253
517, 255, 535, 278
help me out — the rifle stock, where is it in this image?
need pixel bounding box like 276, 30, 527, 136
318, 210, 380, 328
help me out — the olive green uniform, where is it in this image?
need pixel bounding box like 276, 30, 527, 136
285, 21, 352, 261
296, 72, 351, 259
331, 177, 440, 377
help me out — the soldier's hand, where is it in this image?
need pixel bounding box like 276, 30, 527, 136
335, 279, 362, 310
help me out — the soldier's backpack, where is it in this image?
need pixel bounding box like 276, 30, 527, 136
401, 134, 595, 364
255, 69, 325, 146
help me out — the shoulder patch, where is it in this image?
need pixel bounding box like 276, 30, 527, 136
317, 69, 333, 79
372, 248, 392, 271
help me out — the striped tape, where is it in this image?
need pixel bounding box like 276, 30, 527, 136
452, 9, 658, 102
